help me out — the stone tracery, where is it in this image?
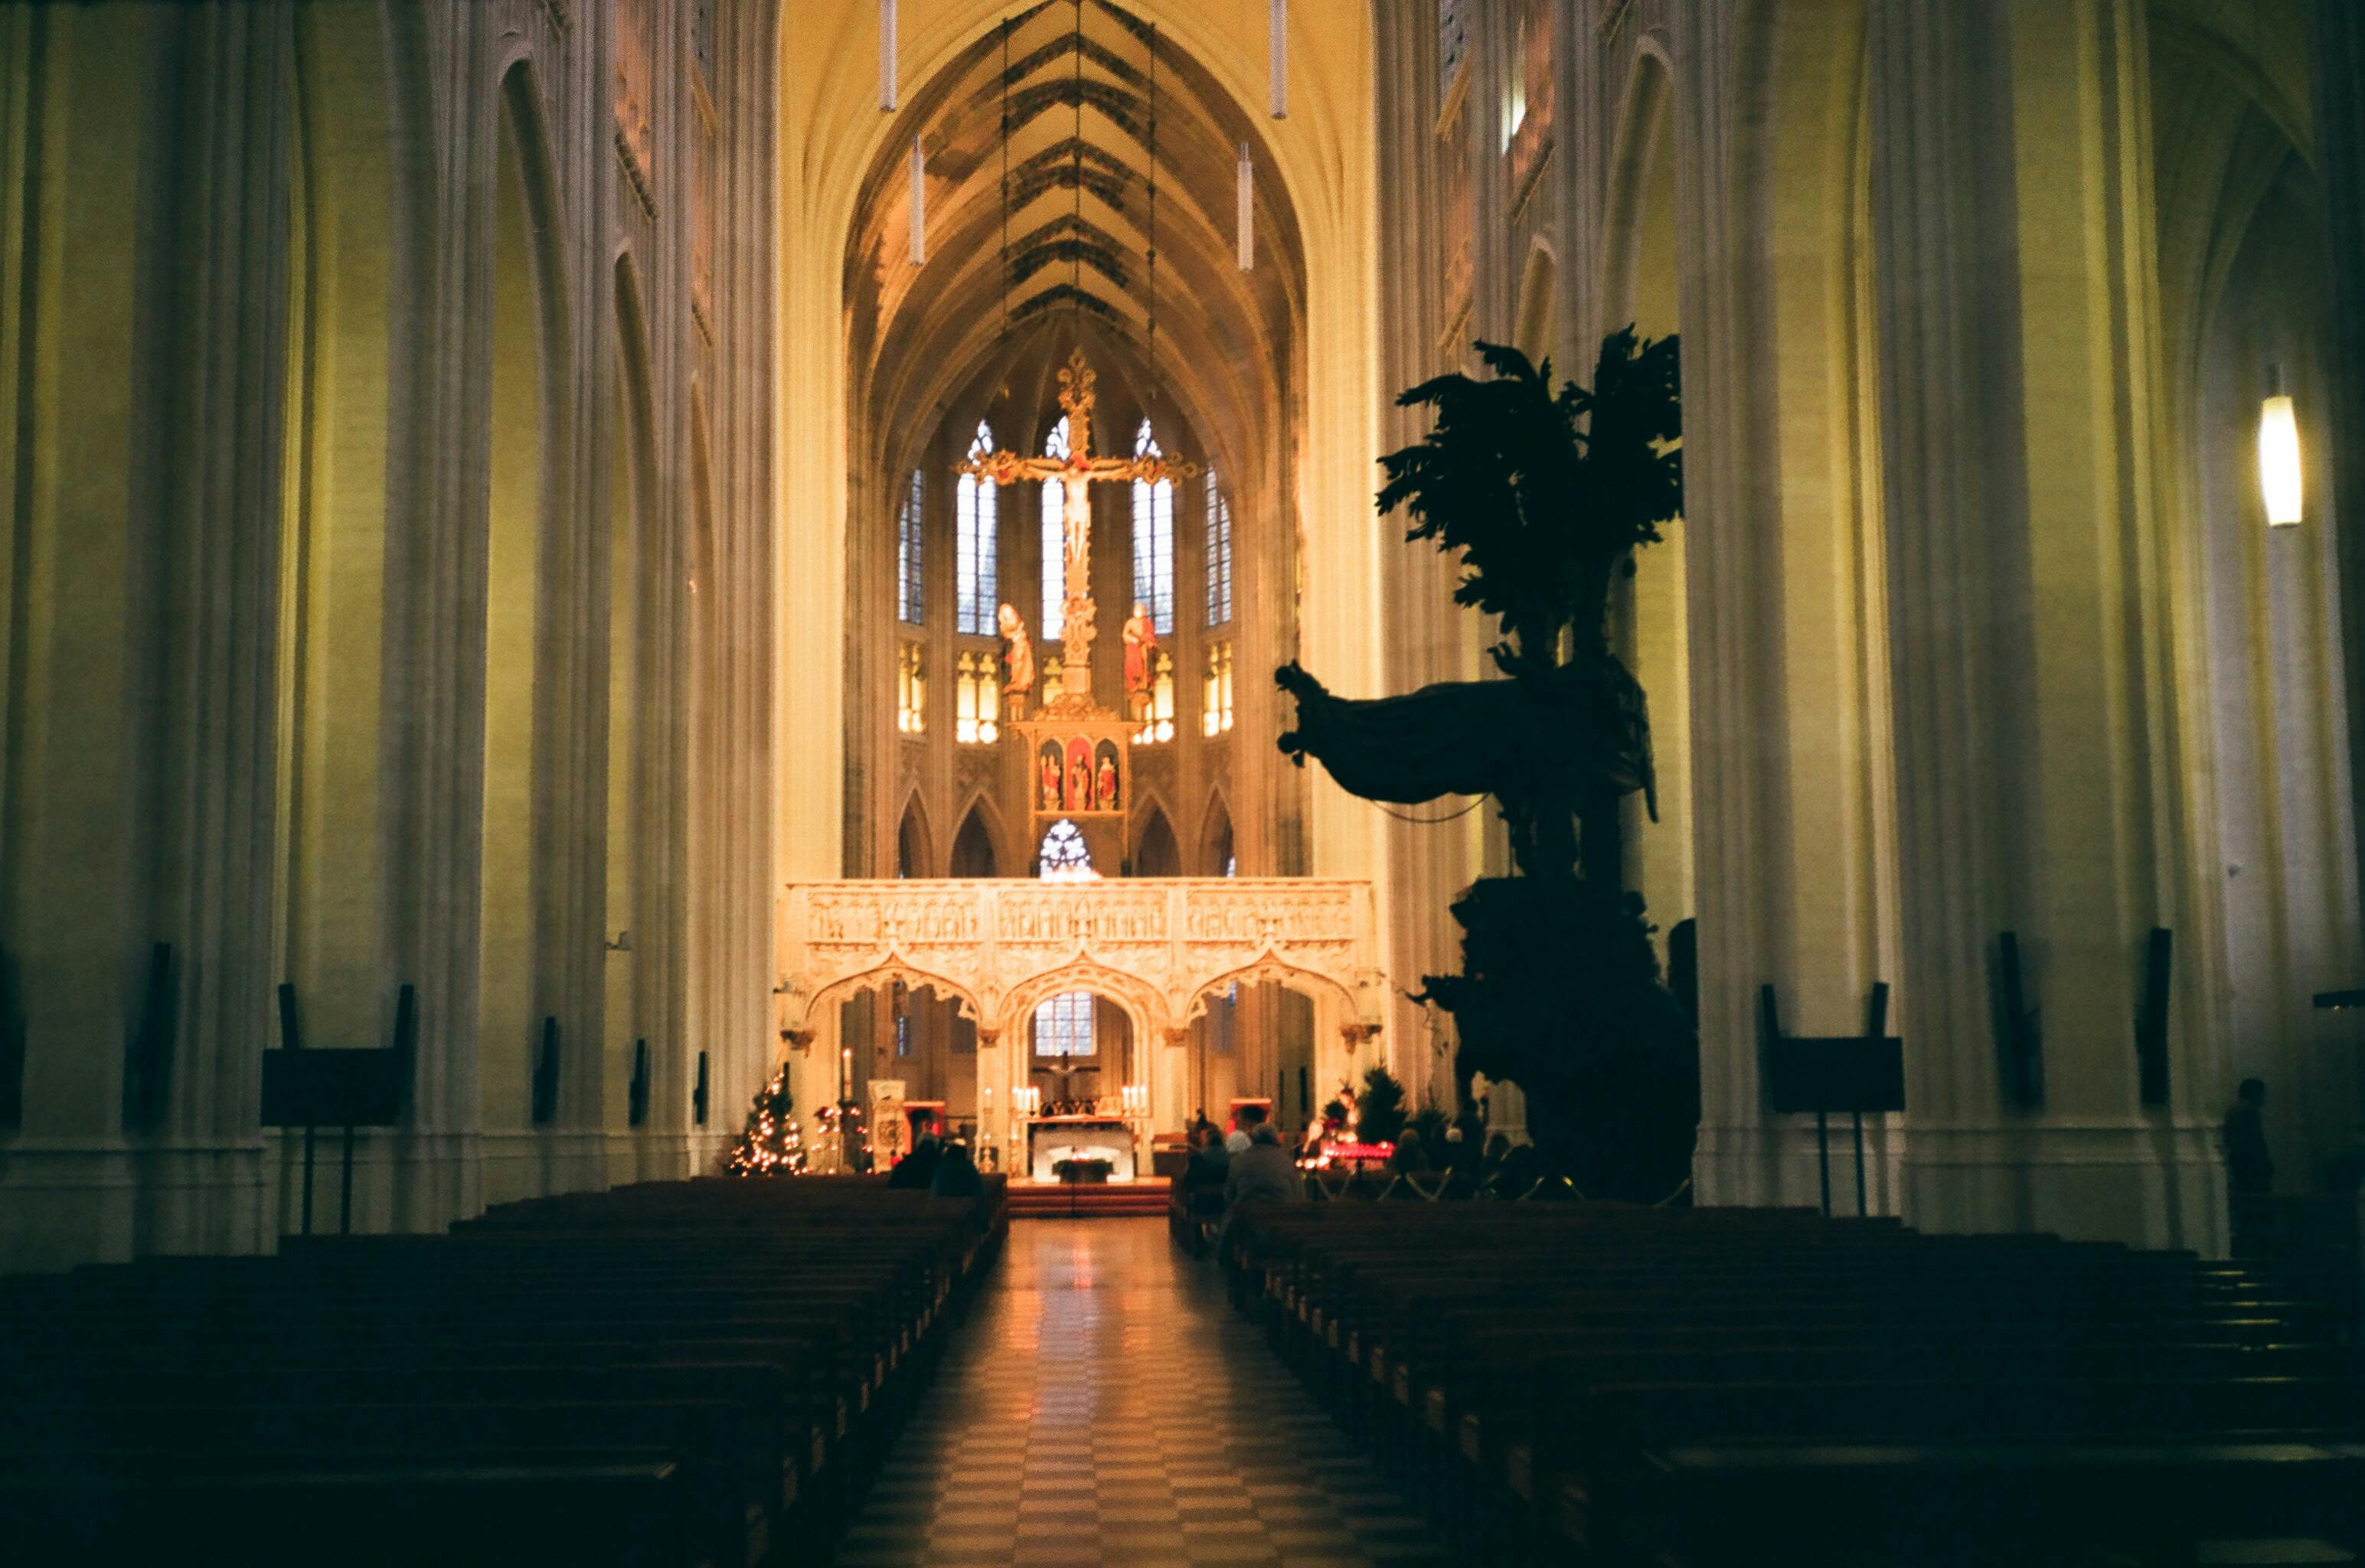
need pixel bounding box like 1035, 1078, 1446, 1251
778, 876, 1383, 1133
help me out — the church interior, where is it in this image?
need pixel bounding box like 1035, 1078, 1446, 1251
5, 0, 2365, 1562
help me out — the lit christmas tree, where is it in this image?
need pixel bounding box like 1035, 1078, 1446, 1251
725, 1061, 807, 1176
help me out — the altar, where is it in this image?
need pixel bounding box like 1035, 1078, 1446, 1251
1026, 1116, 1138, 1181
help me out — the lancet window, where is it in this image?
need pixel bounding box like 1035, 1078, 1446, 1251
1040, 417, 1070, 640
897, 467, 924, 624
1135, 651, 1176, 746
1132, 419, 1174, 635
1202, 642, 1235, 736
897, 642, 926, 734
954, 652, 998, 744
1204, 471, 1233, 627
957, 421, 998, 635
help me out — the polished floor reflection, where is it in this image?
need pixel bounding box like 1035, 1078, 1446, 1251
833, 1219, 1451, 1567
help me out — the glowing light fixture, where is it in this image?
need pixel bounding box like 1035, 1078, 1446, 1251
1236, 143, 1255, 271
2259, 369, 2301, 528
1269, 0, 1288, 118
880, 0, 898, 112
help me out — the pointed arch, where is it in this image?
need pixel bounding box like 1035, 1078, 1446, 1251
1181, 959, 1354, 1031
478, 56, 576, 1137
1511, 238, 1557, 367
895, 789, 936, 877
1198, 790, 1236, 877
949, 796, 1001, 877
995, 959, 1165, 1050
275, 1, 408, 1054
606, 247, 658, 1129
1601, 46, 1674, 330
803, 963, 986, 1030
1133, 801, 1181, 877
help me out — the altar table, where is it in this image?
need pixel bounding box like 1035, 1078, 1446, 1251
1024, 1116, 1138, 1181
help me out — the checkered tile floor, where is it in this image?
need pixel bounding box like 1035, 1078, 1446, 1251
832, 1219, 1452, 1567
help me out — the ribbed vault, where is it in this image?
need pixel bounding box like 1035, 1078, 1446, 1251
848, 0, 1305, 482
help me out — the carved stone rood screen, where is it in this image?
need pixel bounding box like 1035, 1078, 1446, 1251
776, 877, 1386, 1139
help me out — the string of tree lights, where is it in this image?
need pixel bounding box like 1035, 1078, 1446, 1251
724, 1062, 808, 1177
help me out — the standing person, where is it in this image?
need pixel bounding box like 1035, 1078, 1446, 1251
1218, 1106, 1303, 1255
2222, 1078, 2274, 1253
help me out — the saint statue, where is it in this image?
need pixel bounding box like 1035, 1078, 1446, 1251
1065, 753, 1089, 813
1096, 753, 1119, 812
1039, 749, 1063, 813
998, 603, 1034, 720
1122, 602, 1158, 720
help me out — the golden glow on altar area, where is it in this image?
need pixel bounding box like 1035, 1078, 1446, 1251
2259, 393, 2303, 527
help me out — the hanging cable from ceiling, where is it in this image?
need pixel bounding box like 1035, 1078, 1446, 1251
880, 0, 898, 112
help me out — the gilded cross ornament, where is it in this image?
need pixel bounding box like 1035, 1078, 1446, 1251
956, 350, 1197, 707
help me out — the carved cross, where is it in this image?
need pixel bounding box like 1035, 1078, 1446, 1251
956, 349, 1197, 704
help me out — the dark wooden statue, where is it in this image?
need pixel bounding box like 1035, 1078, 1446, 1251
1276, 331, 1698, 1201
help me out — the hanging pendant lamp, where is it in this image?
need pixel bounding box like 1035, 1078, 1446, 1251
880, 0, 899, 112
1269, 0, 1288, 119
1236, 143, 1255, 271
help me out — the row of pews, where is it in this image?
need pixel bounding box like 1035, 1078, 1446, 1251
0, 1175, 1005, 1565
1223, 1202, 2365, 1566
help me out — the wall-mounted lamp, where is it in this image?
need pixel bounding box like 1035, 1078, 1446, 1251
2259, 367, 2302, 528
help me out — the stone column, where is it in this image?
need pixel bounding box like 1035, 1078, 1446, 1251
1867, 0, 2216, 1246
128, 4, 296, 1257
2314, 0, 2365, 936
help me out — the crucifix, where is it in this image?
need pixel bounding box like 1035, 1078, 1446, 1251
956, 348, 1197, 710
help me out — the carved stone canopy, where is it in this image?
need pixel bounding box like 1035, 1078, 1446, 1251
776, 877, 1385, 1047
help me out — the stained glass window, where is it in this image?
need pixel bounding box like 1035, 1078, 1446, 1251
1034, 991, 1094, 1057
1040, 417, 1069, 641
958, 421, 998, 635
1131, 419, 1174, 635
1037, 817, 1094, 880
897, 467, 924, 624
1204, 472, 1233, 627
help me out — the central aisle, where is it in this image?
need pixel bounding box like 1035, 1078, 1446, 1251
834, 1219, 1451, 1567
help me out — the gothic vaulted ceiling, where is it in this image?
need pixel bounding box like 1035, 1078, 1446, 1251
847, 0, 1305, 482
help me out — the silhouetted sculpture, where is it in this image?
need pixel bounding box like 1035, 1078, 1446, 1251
1277, 332, 1698, 1201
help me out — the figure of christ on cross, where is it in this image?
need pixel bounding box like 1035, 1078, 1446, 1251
956, 349, 1197, 709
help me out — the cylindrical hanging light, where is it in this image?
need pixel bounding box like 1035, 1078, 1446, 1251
2259, 366, 2302, 527
909, 136, 927, 266
1269, 0, 1288, 119
880, 0, 899, 112
1236, 142, 1254, 271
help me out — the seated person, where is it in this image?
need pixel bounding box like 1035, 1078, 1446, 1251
1217, 1105, 1304, 1253
886, 1132, 941, 1190
1183, 1124, 1233, 1206
930, 1140, 984, 1197
1389, 1125, 1431, 1174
